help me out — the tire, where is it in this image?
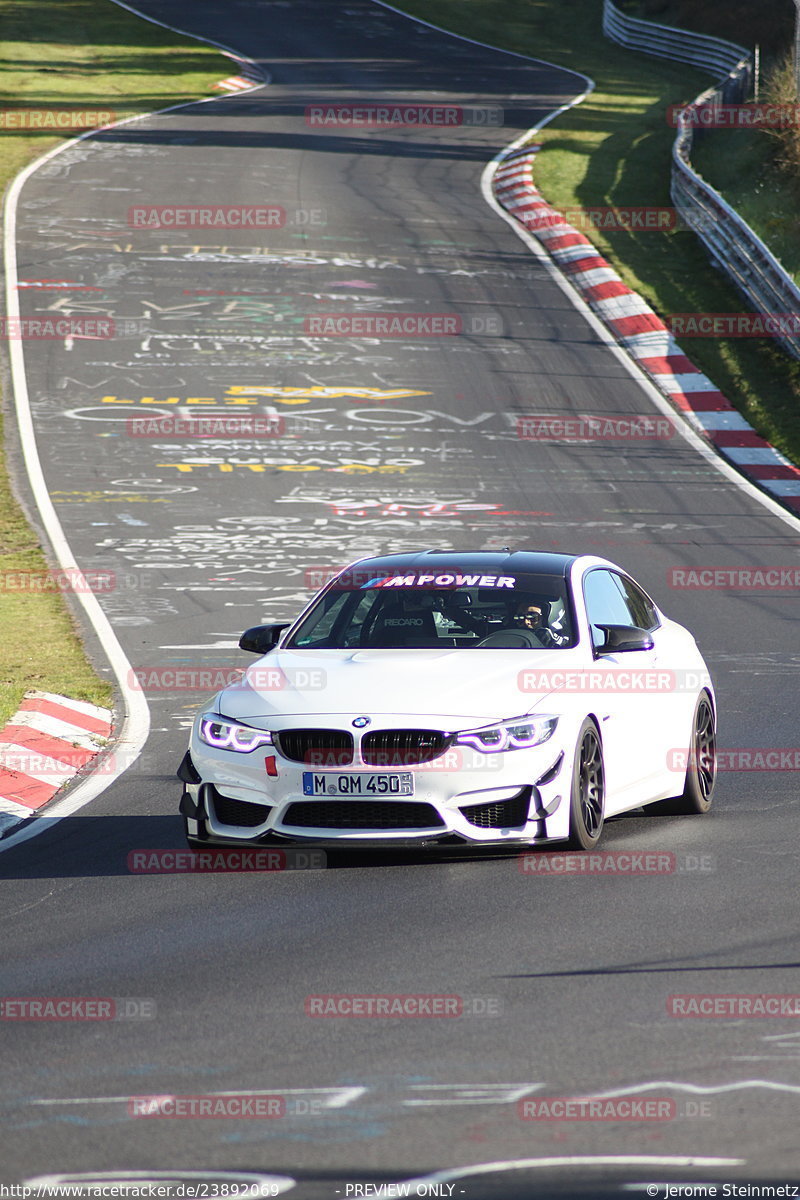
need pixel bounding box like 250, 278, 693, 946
648, 691, 716, 816
565, 719, 605, 850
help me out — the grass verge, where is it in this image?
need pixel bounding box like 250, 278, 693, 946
646, 6, 800, 290
391, 0, 800, 467
0, 0, 229, 727
622, 0, 793, 62
691, 127, 800, 286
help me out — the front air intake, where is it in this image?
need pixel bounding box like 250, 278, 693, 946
459, 788, 531, 829
283, 801, 446, 830
361, 728, 451, 766
275, 729, 354, 766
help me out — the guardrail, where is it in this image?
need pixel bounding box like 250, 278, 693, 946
602, 0, 748, 77
672, 89, 800, 361
603, 0, 800, 362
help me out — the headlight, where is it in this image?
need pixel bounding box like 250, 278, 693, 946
198, 714, 274, 753
455, 715, 558, 753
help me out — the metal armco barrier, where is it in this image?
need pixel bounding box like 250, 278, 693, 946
603, 0, 800, 362
602, 0, 747, 76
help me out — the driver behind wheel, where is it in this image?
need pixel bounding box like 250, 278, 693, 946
512, 598, 570, 648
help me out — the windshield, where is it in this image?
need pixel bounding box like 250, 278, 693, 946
287, 570, 576, 649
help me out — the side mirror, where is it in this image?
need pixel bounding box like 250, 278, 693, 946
593, 624, 654, 656
238, 623, 290, 654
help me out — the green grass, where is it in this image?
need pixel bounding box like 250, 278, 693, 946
0, 413, 114, 726
0, 0, 229, 727
639, 0, 800, 286
391, 0, 800, 467
692, 127, 800, 285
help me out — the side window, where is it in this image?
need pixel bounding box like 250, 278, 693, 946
583, 569, 638, 647
292, 590, 375, 647
292, 591, 349, 646
616, 575, 659, 631
340, 592, 379, 646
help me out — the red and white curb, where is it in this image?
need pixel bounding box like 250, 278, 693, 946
213, 76, 255, 92
0, 692, 112, 833
213, 50, 264, 92
493, 147, 800, 516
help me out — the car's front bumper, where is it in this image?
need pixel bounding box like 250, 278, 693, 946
179, 734, 571, 847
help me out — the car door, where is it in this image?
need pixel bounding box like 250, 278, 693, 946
581, 568, 665, 807
616, 572, 705, 795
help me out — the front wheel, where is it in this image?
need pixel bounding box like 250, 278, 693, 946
565, 719, 605, 850
648, 691, 716, 816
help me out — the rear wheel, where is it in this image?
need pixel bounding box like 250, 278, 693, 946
648, 691, 716, 816
565, 719, 605, 850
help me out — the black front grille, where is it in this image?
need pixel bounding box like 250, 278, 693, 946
211, 790, 271, 828
459, 789, 531, 829
275, 728, 354, 766
361, 728, 451, 766
283, 801, 446, 830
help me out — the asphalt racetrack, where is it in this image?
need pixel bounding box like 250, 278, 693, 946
2, 0, 800, 1194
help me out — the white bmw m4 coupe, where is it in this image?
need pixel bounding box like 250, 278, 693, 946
178, 551, 716, 851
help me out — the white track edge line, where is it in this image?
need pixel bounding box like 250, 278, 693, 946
0, 1, 269, 852
481, 148, 800, 536
106, 0, 269, 86
401, 1156, 744, 1188
376, 0, 800, 532
370, 0, 593, 85
2, 163, 149, 851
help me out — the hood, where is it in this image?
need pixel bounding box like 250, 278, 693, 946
215, 647, 582, 728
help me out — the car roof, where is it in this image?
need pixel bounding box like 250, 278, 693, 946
342, 550, 578, 579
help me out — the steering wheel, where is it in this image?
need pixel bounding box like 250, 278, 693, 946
475, 629, 545, 648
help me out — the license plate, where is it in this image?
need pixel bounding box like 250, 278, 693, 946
302, 771, 414, 797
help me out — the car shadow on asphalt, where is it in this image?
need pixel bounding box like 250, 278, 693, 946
0, 812, 531, 877
0, 805, 677, 879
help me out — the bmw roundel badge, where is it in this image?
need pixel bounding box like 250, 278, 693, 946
352, 716, 371, 728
